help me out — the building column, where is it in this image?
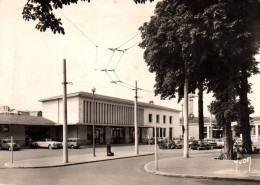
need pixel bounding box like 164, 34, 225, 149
105, 126, 111, 143
125, 127, 130, 143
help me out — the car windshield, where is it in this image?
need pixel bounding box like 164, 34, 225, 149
45, 139, 52, 141
6, 140, 11, 143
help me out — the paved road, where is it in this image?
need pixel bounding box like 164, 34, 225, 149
0, 145, 259, 185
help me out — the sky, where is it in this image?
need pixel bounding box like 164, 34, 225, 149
0, 0, 259, 117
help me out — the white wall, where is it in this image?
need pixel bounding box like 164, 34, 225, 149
42, 97, 80, 124
143, 107, 180, 139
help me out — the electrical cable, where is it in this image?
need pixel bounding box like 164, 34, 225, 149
58, 10, 97, 47
106, 50, 116, 70
116, 33, 140, 49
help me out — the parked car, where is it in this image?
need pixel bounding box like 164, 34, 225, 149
234, 138, 242, 147
158, 139, 176, 149
0, 139, 21, 151
190, 140, 211, 150
204, 139, 218, 149
173, 139, 183, 149
32, 138, 62, 149
216, 139, 224, 148
252, 141, 260, 153
68, 138, 81, 149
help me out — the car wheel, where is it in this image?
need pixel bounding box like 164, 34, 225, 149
48, 145, 52, 149
71, 145, 75, 149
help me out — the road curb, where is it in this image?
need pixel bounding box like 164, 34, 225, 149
144, 161, 260, 182
4, 153, 154, 169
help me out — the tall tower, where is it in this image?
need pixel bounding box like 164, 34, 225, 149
188, 94, 197, 120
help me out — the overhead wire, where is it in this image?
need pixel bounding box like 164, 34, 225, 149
58, 10, 97, 47
116, 33, 140, 49
58, 11, 153, 94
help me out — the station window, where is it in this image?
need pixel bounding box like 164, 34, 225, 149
163, 115, 166, 124
169, 116, 172, 124
148, 114, 152, 123
156, 115, 160, 123
251, 126, 256, 135
3, 125, 9, 132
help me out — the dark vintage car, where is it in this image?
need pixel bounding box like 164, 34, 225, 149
204, 139, 219, 149
190, 140, 211, 150
0, 139, 21, 151
158, 139, 176, 149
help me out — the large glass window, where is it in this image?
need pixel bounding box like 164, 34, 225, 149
251, 125, 256, 135
163, 115, 166, 124
169, 116, 172, 124
156, 115, 160, 123
163, 128, 166, 137
149, 114, 152, 123
3, 125, 9, 132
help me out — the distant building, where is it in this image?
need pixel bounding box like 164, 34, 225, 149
0, 104, 10, 113
249, 117, 260, 142
39, 91, 181, 145
179, 117, 223, 140
0, 114, 55, 146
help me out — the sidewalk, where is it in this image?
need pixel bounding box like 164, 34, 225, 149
5, 151, 153, 168
144, 153, 260, 182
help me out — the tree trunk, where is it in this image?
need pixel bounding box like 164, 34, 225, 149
239, 67, 252, 153
223, 121, 233, 159
198, 81, 204, 140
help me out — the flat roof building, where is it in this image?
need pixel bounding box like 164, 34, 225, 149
40, 91, 181, 145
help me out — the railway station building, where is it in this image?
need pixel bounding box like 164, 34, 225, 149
39, 91, 181, 145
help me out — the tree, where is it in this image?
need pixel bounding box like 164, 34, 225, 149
203, 0, 260, 153
138, 0, 219, 144
22, 0, 154, 34
23, 0, 89, 34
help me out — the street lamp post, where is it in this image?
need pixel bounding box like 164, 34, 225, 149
92, 87, 96, 157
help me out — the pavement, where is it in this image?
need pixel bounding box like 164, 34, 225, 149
5, 150, 153, 168
144, 152, 260, 182
4, 147, 260, 182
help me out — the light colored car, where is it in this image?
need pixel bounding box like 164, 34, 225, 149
32, 138, 62, 149
0, 139, 21, 151
216, 139, 224, 148
252, 141, 260, 153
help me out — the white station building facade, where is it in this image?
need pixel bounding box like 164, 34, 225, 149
39, 91, 181, 145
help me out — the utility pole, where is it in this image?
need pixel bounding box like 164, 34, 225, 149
210, 114, 213, 139
134, 80, 139, 155
92, 87, 96, 157
183, 62, 189, 158
155, 126, 158, 170
63, 59, 68, 163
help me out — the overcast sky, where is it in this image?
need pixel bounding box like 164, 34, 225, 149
0, 0, 259, 117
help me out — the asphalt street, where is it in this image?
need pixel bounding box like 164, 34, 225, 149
0, 145, 259, 185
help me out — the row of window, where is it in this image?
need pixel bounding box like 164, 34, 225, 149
251, 125, 260, 135
83, 100, 144, 125
148, 114, 173, 124
151, 127, 167, 137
